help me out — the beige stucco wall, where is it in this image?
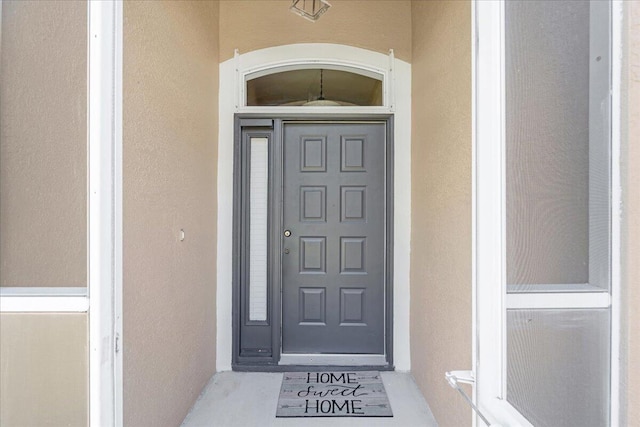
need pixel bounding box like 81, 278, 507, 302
410, 1, 472, 426
0, 313, 88, 427
623, 2, 640, 424
218, 0, 411, 62
123, 2, 219, 426
1, 4, 635, 427
0, 0, 87, 287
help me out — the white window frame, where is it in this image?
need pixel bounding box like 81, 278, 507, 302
233, 44, 396, 114
242, 62, 387, 109
0, 1, 123, 425
473, 1, 622, 425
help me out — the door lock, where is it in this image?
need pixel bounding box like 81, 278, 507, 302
284, 248, 290, 254
284, 230, 292, 237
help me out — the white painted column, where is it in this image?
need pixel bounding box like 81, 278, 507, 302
88, 1, 123, 425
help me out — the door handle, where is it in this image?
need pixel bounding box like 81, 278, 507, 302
284, 229, 292, 237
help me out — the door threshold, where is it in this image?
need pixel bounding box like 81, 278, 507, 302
279, 354, 387, 366
232, 364, 394, 372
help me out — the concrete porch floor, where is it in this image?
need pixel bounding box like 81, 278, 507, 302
181, 372, 439, 427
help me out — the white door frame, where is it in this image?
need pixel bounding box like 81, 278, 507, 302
473, 1, 623, 425
217, 44, 412, 371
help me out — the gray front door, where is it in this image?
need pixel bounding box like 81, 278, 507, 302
282, 122, 386, 354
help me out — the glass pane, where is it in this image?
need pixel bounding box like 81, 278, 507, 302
507, 309, 610, 427
246, 69, 383, 106
505, 0, 610, 291
249, 137, 269, 321
0, 1, 87, 287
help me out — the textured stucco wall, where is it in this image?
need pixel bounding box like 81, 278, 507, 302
219, 0, 411, 62
410, 2, 472, 426
123, 2, 219, 426
0, 314, 88, 427
623, 2, 640, 424
0, 0, 87, 287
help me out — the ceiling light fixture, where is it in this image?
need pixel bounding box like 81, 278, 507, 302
290, 0, 331, 22
303, 69, 340, 106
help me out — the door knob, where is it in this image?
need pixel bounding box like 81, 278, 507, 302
284, 230, 292, 237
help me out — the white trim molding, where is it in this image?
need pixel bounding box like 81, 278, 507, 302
0, 288, 89, 312
279, 354, 388, 366
88, 1, 123, 426
474, 2, 520, 425
506, 292, 611, 310
217, 43, 412, 371
610, 1, 623, 425
235, 44, 395, 112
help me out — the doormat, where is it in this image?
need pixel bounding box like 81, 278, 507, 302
276, 371, 393, 418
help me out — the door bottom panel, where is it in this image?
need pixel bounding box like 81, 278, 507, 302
279, 354, 387, 366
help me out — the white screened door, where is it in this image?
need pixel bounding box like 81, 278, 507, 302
475, 1, 617, 426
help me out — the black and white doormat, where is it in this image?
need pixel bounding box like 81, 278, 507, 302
276, 371, 393, 418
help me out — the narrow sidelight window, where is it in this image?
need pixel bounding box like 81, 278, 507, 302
248, 137, 269, 321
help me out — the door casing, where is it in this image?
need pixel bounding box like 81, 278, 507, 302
232, 114, 394, 371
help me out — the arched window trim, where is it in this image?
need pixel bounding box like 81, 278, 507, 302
245, 62, 384, 82
234, 45, 395, 110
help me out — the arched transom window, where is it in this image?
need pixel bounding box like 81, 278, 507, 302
245, 67, 384, 107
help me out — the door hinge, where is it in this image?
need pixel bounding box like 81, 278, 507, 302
115, 333, 121, 354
